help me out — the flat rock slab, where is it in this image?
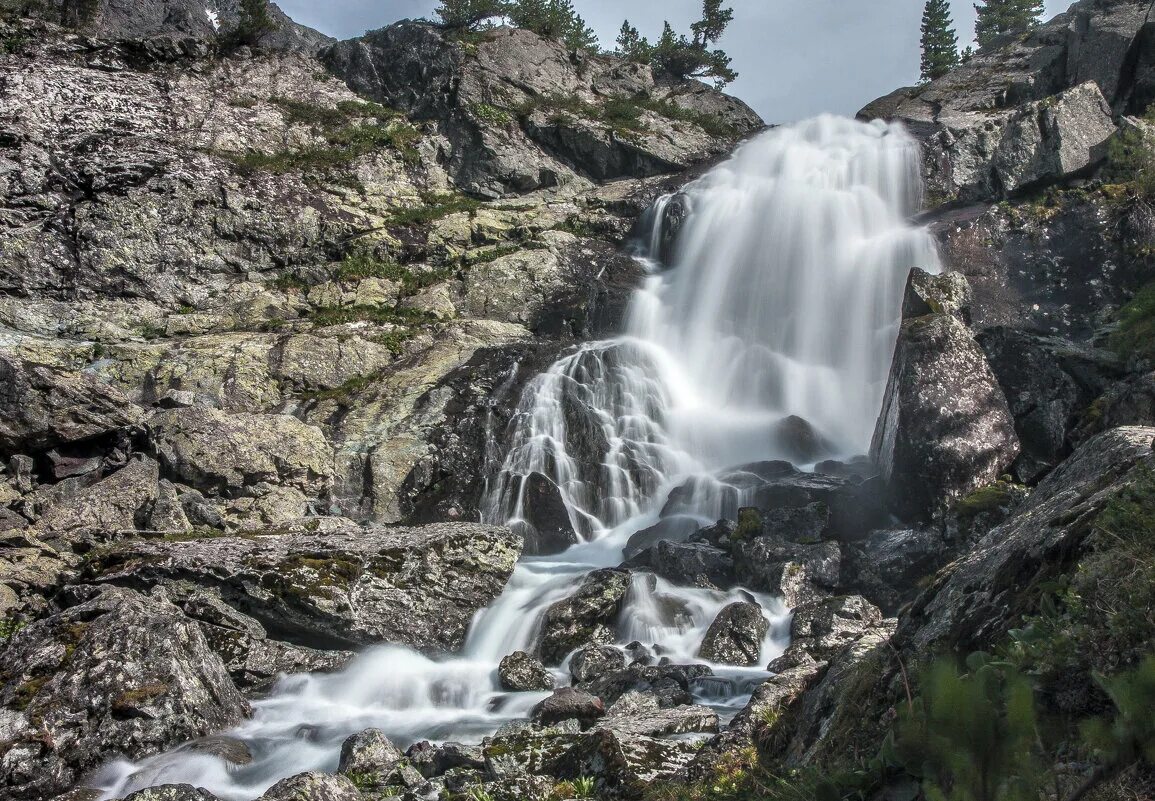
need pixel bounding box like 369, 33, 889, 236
87, 521, 522, 652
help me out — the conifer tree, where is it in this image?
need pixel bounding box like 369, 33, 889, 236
974, 0, 1045, 49
434, 0, 506, 30
644, 1, 737, 87
920, 0, 959, 83
615, 20, 652, 64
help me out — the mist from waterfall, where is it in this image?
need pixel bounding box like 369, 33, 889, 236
92, 115, 939, 801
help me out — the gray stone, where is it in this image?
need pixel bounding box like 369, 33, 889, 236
531, 687, 605, 729
0, 586, 248, 800
569, 644, 627, 684
537, 568, 630, 664
339, 728, 404, 775
259, 772, 361, 801
499, 651, 555, 692
697, 601, 769, 666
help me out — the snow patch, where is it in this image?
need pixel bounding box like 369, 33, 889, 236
205, 8, 220, 31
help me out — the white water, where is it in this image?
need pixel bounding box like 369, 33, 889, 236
92, 116, 938, 801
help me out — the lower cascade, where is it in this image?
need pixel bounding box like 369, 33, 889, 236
94, 115, 940, 801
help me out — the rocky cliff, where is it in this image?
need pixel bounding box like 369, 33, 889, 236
4, 0, 1155, 799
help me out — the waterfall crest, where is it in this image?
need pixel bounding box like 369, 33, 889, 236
93, 115, 940, 801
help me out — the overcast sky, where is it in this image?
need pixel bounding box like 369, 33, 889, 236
279, 0, 1072, 123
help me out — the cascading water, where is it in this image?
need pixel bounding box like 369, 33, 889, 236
92, 115, 940, 801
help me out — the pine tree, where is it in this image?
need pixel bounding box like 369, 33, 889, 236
615, 20, 652, 64
647, 1, 738, 87
974, 0, 1045, 50
225, 0, 278, 49
434, 0, 507, 30
507, 0, 597, 52
920, 0, 959, 83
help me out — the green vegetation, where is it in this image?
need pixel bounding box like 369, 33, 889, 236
472, 102, 514, 126
387, 192, 482, 226
222, 0, 279, 49
334, 248, 455, 294
301, 371, 385, 403
1108, 282, 1155, 362
920, 0, 960, 83
1106, 113, 1155, 199
0, 617, 25, 642
272, 271, 310, 293
974, 0, 1044, 50
218, 97, 419, 178
436, 0, 597, 52
309, 304, 438, 328
615, 1, 738, 88
552, 776, 597, 799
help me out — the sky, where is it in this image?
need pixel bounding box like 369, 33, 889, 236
279, 0, 1072, 123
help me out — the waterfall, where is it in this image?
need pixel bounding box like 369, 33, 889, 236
92, 115, 940, 801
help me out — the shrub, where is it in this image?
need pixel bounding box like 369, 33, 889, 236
1106, 120, 1155, 199
1109, 281, 1155, 362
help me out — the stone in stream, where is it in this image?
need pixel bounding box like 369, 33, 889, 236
531, 687, 606, 729
697, 601, 768, 665
498, 651, 556, 692
406, 741, 487, 778
569, 644, 627, 684
259, 772, 362, 801
536, 568, 631, 664
123, 787, 223, 801
0, 587, 249, 800
600, 691, 720, 737
515, 472, 581, 556
338, 728, 404, 776
580, 663, 713, 708
623, 514, 702, 558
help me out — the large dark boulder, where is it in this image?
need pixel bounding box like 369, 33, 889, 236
872, 304, 1019, 520
86, 521, 522, 653
0, 586, 248, 800
579, 663, 713, 708
537, 569, 631, 665
569, 644, 627, 684
697, 601, 768, 665
515, 472, 580, 556
531, 687, 605, 729
642, 540, 735, 588
978, 327, 1123, 483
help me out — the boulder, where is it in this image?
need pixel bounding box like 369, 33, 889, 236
338, 728, 404, 776
644, 540, 734, 588
1074, 371, 1155, 444
406, 741, 486, 779
516, 472, 580, 556
87, 521, 522, 652
569, 645, 627, 684
123, 787, 222, 801
150, 407, 333, 498
598, 693, 719, 738
623, 515, 701, 559
0, 355, 144, 457
782, 595, 890, 664
732, 527, 841, 608
498, 651, 555, 692
979, 327, 1122, 482
579, 663, 713, 708
537, 569, 630, 664
905, 426, 1155, 652
0, 586, 248, 800
531, 687, 605, 729
259, 772, 361, 801
872, 309, 1019, 520
697, 602, 768, 665
34, 455, 159, 539
551, 729, 701, 799
902, 268, 972, 321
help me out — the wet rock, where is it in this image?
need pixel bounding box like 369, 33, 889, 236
0, 586, 248, 800
845, 527, 947, 611
569, 644, 627, 684
260, 772, 361, 801
872, 309, 1019, 520
531, 687, 606, 729
730, 508, 842, 606
623, 515, 701, 559
515, 472, 580, 556
783, 595, 890, 664
580, 663, 713, 708
339, 728, 404, 776
123, 786, 222, 801
499, 651, 555, 692
87, 521, 522, 653
644, 540, 734, 588
770, 415, 833, 463
150, 407, 333, 498
537, 568, 630, 664
0, 354, 144, 457
698, 601, 769, 665
176, 735, 253, 766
